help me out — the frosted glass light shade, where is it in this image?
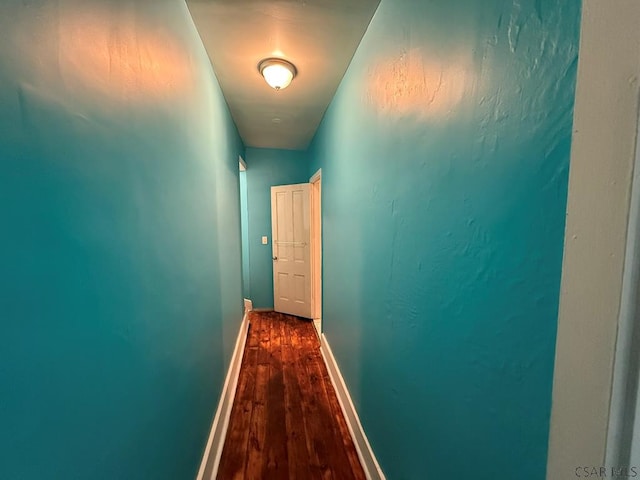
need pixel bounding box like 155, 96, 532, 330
258, 58, 297, 90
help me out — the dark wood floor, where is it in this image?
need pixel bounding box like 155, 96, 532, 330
217, 311, 366, 480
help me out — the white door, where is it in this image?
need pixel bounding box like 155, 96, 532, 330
271, 183, 312, 318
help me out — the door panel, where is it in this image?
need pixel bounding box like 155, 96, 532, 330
271, 183, 311, 318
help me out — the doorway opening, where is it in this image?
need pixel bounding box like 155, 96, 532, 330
310, 169, 322, 337
239, 156, 251, 305
268, 170, 322, 336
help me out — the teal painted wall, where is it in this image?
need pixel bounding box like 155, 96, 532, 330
244, 148, 308, 308
0, 1, 244, 479
308, 0, 581, 478
240, 170, 251, 298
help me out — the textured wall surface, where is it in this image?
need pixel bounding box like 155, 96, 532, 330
308, 0, 581, 478
0, 1, 244, 478
244, 147, 309, 308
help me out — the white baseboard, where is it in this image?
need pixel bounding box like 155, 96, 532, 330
320, 334, 386, 480
243, 298, 253, 313
251, 307, 274, 312
196, 311, 250, 480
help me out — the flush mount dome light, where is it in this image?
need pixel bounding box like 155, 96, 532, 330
258, 58, 297, 90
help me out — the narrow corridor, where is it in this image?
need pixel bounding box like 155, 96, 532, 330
217, 311, 365, 479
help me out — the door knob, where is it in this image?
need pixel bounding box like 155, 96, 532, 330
272, 256, 278, 261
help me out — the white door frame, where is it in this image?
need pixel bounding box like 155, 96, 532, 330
605, 107, 640, 469
310, 169, 322, 336
546, 2, 640, 476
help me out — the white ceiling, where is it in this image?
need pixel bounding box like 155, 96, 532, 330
187, 0, 380, 150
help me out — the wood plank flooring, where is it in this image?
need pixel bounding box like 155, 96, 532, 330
217, 311, 366, 480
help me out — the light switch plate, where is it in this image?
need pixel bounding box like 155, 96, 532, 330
261, 236, 268, 245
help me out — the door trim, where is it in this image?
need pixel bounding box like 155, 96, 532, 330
310, 169, 322, 336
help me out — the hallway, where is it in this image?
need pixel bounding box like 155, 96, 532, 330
217, 311, 365, 480
4, 0, 632, 478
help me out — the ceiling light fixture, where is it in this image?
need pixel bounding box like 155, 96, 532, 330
258, 58, 297, 90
